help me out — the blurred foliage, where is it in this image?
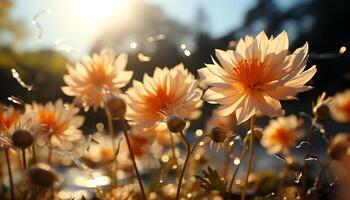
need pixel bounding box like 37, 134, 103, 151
0, 0, 26, 45
195, 166, 227, 192
0, 0, 349, 132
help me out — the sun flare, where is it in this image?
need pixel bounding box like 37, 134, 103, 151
73, 0, 124, 22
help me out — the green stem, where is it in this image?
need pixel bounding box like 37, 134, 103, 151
120, 119, 147, 200
176, 131, 191, 200
228, 139, 247, 193
5, 149, 15, 200
241, 116, 254, 200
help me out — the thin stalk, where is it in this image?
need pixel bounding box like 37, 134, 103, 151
241, 116, 255, 200
106, 110, 117, 188
223, 145, 233, 178
106, 109, 116, 153
21, 148, 27, 170
4, 149, 15, 200
32, 144, 37, 163
301, 117, 317, 199
170, 132, 178, 167
176, 131, 191, 200
228, 139, 247, 193
120, 119, 147, 200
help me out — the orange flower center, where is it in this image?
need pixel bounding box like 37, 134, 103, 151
38, 110, 63, 135
271, 127, 292, 146
234, 58, 267, 90
145, 87, 172, 116
340, 100, 350, 116
100, 147, 114, 161
0, 110, 19, 131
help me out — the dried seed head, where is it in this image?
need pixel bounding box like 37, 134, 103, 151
12, 129, 34, 149
106, 96, 127, 119
26, 163, 57, 187
210, 127, 227, 143
167, 115, 186, 133
327, 133, 350, 160
252, 127, 263, 142
313, 104, 331, 119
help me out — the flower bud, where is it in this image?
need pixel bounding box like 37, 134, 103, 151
327, 133, 350, 160
106, 96, 127, 119
313, 104, 331, 119
26, 163, 57, 187
12, 129, 34, 149
167, 115, 186, 133
210, 127, 227, 143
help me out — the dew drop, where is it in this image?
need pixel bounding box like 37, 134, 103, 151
294, 172, 303, 183
305, 155, 318, 161
296, 141, 312, 149
233, 157, 240, 165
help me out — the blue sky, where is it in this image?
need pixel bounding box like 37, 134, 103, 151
11, 0, 255, 60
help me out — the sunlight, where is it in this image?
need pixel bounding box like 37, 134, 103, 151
73, 0, 124, 22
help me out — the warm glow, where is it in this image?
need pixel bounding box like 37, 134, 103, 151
74, 0, 124, 22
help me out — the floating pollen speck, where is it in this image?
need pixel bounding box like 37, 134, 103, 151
11, 68, 34, 91
130, 42, 138, 49
32, 9, 52, 39
339, 46, 347, 54
138, 53, 151, 62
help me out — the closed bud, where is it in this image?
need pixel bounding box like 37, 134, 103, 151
327, 133, 350, 160
106, 96, 127, 119
26, 163, 57, 187
210, 127, 227, 143
313, 104, 331, 119
167, 115, 186, 133
12, 129, 34, 149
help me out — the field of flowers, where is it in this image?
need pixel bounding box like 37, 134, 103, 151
2, 0, 350, 198
1, 28, 350, 200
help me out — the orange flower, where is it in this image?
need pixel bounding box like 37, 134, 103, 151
0, 104, 20, 132
62, 49, 133, 110
261, 115, 303, 154
126, 64, 202, 129
25, 100, 84, 147
332, 89, 350, 123
198, 31, 317, 124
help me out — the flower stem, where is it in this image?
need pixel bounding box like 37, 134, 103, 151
106, 109, 116, 153
106, 109, 118, 188
241, 116, 255, 200
32, 144, 37, 164
301, 117, 317, 199
228, 139, 247, 193
21, 148, 27, 170
4, 149, 15, 200
170, 132, 179, 168
120, 119, 147, 200
176, 131, 191, 200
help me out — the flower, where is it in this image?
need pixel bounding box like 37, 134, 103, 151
261, 115, 303, 154
327, 133, 350, 161
108, 184, 134, 200
126, 64, 202, 129
206, 108, 236, 133
313, 92, 333, 119
0, 104, 20, 133
198, 31, 317, 124
24, 100, 84, 148
332, 89, 350, 123
61, 49, 133, 110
